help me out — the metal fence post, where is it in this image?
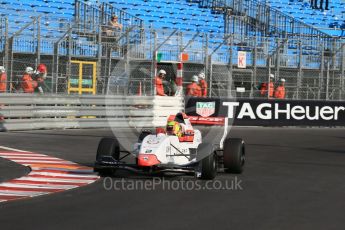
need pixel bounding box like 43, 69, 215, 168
266, 42, 271, 99
53, 40, 58, 94
275, 37, 280, 79
97, 22, 102, 94
106, 39, 112, 95
319, 44, 324, 100
228, 34, 233, 97
341, 44, 345, 100
204, 33, 210, 96
252, 35, 257, 98
36, 17, 41, 66
4, 17, 9, 91
297, 40, 302, 100
151, 29, 157, 96
9, 36, 13, 92
326, 62, 330, 100
331, 39, 336, 70
209, 55, 213, 97
125, 28, 131, 96
178, 31, 183, 56
66, 28, 72, 89
125, 28, 130, 73
106, 46, 112, 93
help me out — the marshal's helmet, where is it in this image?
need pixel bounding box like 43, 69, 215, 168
0, 66, 5, 73
37, 64, 47, 74
166, 120, 182, 137
25, 67, 34, 74
36, 63, 48, 79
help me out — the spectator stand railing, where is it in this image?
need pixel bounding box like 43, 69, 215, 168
74, 0, 102, 36
100, 2, 145, 59
73, 0, 146, 77
205, 0, 331, 38
100, 2, 144, 33
196, 0, 335, 62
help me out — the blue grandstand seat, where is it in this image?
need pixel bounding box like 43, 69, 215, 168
261, 0, 344, 36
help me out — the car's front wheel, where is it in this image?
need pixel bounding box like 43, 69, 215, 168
200, 153, 217, 180
95, 137, 120, 176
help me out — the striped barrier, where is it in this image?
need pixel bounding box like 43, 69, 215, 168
0, 148, 99, 203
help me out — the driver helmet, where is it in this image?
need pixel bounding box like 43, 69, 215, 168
166, 121, 182, 137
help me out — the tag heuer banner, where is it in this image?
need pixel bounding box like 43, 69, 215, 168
185, 97, 345, 126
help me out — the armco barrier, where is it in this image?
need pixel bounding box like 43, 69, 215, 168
185, 97, 345, 126
0, 94, 184, 131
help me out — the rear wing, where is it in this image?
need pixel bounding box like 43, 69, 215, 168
188, 116, 225, 126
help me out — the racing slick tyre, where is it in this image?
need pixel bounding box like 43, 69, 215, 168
200, 153, 217, 180
96, 137, 120, 161
95, 137, 120, 176
138, 130, 152, 142
223, 138, 245, 174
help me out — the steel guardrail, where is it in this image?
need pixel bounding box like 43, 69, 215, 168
0, 94, 184, 131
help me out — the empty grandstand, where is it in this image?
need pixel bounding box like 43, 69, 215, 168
0, 0, 344, 99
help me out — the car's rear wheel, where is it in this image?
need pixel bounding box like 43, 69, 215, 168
223, 138, 245, 174
200, 153, 217, 180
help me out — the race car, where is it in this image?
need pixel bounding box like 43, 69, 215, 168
94, 112, 245, 180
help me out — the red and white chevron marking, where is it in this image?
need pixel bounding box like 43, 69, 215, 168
0, 147, 99, 203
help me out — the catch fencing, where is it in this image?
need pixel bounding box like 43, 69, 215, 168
1, 13, 345, 100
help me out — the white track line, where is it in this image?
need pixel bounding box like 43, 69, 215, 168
0, 156, 63, 160
0, 190, 48, 196
18, 177, 95, 183
29, 172, 99, 179
0, 146, 30, 152
11, 160, 77, 164
0, 193, 28, 197
30, 168, 95, 174
0, 183, 77, 190
0, 153, 48, 157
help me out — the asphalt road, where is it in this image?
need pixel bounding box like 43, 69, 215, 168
0, 158, 29, 183
0, 127, 345, 230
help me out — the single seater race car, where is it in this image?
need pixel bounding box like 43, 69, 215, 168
94, 112, 245, 180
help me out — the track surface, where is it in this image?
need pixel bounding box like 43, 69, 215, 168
0, 158, 29, 183
1, 127, 345, 230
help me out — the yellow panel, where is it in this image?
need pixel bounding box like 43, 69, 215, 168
69, 60, 97, 95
